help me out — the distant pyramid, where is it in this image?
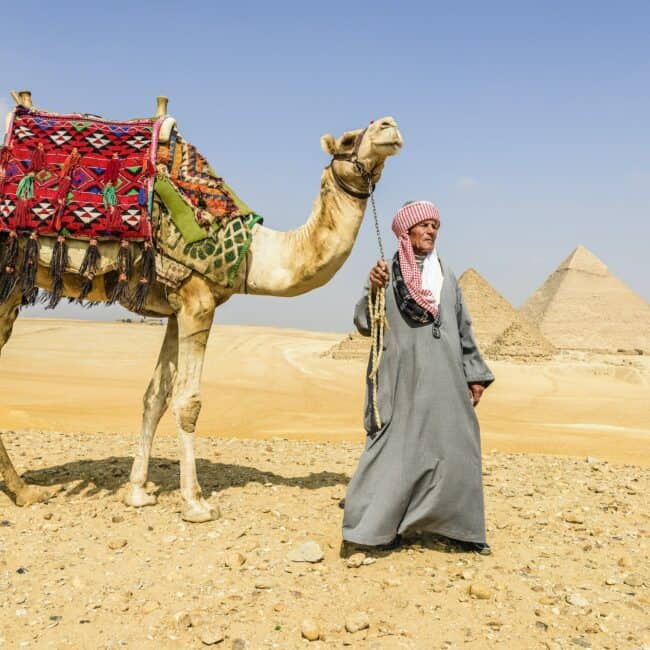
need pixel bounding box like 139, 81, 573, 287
458, 268, 554, 360
325, 332, 371, 360
485, 319, 556, 361
458, 268, 521, 349
520, 245, 650, 352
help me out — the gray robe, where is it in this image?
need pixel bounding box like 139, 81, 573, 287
342, 259, 494, 545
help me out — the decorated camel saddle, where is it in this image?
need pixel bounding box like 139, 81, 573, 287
0, 94, 262, 310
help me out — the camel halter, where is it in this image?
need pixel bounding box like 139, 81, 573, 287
327, 128, 387, 430
327, 128, 377, 200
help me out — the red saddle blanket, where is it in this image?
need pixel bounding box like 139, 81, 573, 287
0, 107, 161, 240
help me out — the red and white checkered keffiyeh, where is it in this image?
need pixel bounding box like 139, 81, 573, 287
391, 201, 441, 316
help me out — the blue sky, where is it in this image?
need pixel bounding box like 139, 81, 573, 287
2, 1, 648, 331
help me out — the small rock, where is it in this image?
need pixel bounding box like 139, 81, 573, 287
346, 553, 365, 568
604, 577, 617, 586
564, 512, 584, 524
623, 573, 643, 588
617, 557, 630, 568
254, 579, 272, 590
468, 583, 492, 600
565, 593, 589, 608
174, 611, 192, 629
345, 611, 370, 633
225, 552, 246, 568
572, 637, 591, 648
111, 515, 124, 524
362, 557, 376, 566
108, 539, 127, 550
200, 627, 225, 645
301, 618, 320, 641
287, 541, 324, 563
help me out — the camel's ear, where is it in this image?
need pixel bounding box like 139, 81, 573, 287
320, 134, 336, 155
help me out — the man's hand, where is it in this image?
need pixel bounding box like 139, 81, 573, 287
468, 383, 485, 407
369, 259, 389, 293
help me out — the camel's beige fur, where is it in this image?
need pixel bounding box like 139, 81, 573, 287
0, 111, 402, 521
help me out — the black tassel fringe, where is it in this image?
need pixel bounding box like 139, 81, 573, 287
109, 240, 132, 304
19, 233, 39, 305
46, 235, 68, 309
0, 232, 20, 304
129, 241, 155, 313
77, 239, 100, 303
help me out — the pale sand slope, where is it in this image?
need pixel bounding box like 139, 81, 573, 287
0, 432, 648, 649
0, 319, 648, 465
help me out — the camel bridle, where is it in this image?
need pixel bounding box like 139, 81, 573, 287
327, 127, 377, 200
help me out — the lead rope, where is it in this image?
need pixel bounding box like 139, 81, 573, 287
364, 175, 387, 430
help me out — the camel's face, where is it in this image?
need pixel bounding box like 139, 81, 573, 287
321, 116, 403, 186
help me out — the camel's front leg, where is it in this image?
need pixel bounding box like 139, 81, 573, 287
124, 316, 179, 508
0, 291, 52, 506
172, 285, 219, 523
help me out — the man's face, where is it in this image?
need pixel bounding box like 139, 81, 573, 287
408, 219, 440, 255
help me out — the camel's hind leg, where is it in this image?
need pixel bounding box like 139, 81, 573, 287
0, 293, 52, 506
124, 316, 179, 508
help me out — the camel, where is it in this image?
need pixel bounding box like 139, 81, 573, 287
0, 92, 403, 522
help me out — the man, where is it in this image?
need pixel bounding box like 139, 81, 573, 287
342, 200, 494, 554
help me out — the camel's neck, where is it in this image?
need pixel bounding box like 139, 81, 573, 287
243, 168, 368, 297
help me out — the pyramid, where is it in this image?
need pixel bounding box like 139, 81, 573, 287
325, 332, 371, 360
520, 245, 650, 352
485, 319, 556, 361
458, 268, 522, 349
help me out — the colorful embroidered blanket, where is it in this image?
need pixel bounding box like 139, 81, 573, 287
0, 107, 160, 239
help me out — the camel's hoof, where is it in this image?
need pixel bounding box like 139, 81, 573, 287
15, 484, 53, 507
181, 502, 220, 523
123, 485, 157, 508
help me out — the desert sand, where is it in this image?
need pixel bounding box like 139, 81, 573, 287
1, 318, 649, 649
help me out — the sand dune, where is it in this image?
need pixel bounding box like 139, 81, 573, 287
0, 319, 648, 465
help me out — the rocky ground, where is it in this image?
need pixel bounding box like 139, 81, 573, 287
0, 430, 648, 649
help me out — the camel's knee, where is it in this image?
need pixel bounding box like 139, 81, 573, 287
174, 393, 201, 432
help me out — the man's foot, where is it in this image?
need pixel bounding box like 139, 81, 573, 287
455, 540, 491, 555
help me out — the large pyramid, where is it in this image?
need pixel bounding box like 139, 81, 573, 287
520, 245, 650, 352
458, 268, 523, 349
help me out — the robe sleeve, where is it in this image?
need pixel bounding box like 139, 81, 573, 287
456, 281, 495, 387
353, 281, 372, 336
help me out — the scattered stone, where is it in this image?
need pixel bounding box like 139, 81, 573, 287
108, 539, 128, 550
254, 579, 272, 590
287, 541, 324, 563
345, 611, 370, 633
200, 627, 225, 645
346, 553, 365, 568
617, 557, 631, 568
111, 515, 124, 524
469, 583, 492, 600
623, 574, 643, 588
605, 577, 618, 586
225, 552, 246, 568
174, 611, 192, 629
301, 618, 320, 641
565, 593, 589, 608
572, 637, 591, 648
564, 512, 584, 524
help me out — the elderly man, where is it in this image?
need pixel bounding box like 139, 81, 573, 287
342, 200, 494, 554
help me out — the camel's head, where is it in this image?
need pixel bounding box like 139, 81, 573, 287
320, 117, 403, 195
